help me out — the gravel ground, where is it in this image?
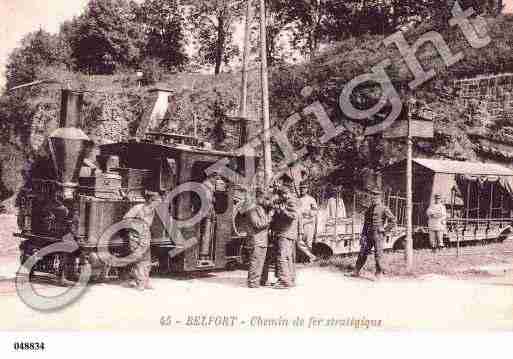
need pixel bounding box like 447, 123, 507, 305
318, 240, 513, 278
0, 214, 20, 261
1, 214, 513, 331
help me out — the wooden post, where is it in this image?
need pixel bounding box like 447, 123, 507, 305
239, 0, 252, 119
193, 113, 198, 139
395, 190, 400, 224
405, 99, 414, 271
489, 182, 494, 220
451, 187, 456, 218
259, 0, 272, 186
352, 191, 356, 249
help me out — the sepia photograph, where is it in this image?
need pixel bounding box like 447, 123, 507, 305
1, 0, 513, 356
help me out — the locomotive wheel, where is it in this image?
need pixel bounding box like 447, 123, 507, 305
60, 255, 81, 284
19, 249, 36, 281
392, 237, 406, 251
225, 260, 239, 271
312, 243, 333, 260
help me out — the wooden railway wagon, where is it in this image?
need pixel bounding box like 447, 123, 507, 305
381, 158, 513, 247
312, 189, 406, 257
312, 158, 513, 257
14, 88, 255, 284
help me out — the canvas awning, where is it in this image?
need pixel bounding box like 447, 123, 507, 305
382, 159, 513, 205
413, 158, 513, 176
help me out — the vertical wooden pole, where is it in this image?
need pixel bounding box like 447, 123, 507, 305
489, 182, 494, 219
259, 0, 272, 186
352, 191, 356, 248
405, 99, 414, 271
240, 0, 252, 119
193, 114, 198, 139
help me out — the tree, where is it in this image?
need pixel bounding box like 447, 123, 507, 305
250, 0, 296, 67
263, 0, 358, 60
136, 0, 189, 70
5, 29, 71, 89
280, 0, 501, 60
384, 0, 501, 33
66, 0, 143, 74
187, 0, 244, 75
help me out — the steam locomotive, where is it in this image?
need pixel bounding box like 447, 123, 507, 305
15, 87, 255, 284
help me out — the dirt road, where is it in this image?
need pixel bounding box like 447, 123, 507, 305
1, 212, 513, 332
1, 265, 513, 332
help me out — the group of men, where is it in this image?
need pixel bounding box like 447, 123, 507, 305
241, 176, 403, 286
241, 173, 318, 289
120, 169, 446, 291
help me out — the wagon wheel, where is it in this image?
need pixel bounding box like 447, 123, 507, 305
392, 237, 406, 251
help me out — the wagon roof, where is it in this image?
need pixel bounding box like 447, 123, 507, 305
100, 141, 245, 158
385, 158, 513, 176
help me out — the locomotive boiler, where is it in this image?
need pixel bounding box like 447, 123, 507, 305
15, 87, 255, 284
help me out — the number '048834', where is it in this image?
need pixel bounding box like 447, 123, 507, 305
13, 342, 45, 351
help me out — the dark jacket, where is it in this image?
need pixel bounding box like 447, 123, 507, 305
363, 203, 397, 235
244, 205, 271, 247
271, 192, 300, 240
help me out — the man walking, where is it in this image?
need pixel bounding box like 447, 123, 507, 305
123, 190, 161, 291
352, 189, 396, 280
271, 174, 300, 289
297, 182, 318, 263
426, 193, 447, 252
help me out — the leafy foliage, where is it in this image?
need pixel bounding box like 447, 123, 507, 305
5, 30, 71, 89
65, 0, 144, 74
1, 3, 512, 200
187, 0, 243, 74
136, 0, 189, 71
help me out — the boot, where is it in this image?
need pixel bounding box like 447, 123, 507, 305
144, 279, 154, 290
273, 282, 292, 290
350, 270, 360, 278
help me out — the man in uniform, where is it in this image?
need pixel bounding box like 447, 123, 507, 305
270, 173, 300, 289
199, 173, 217, 261
352, 189, 396, 280
241, 186, 272, 288
123, 190, 161, 291
426, 193, 447, 252
297, 182, 317, 263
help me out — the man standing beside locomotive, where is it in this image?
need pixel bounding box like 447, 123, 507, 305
199, 172, 217, 261
240, 186, 272, 288
270, 173, 300, 289
352, 189, 396, 280
297, 182, 318, 263
123, 190, 161, 291
426, 193, 447, 252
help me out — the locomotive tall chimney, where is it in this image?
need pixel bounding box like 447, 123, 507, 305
59, 89, 84, 128
49, 89, 92, 199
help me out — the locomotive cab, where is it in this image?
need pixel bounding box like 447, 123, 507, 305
99, 139, 251, 273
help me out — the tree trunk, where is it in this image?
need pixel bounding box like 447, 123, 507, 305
215, 16, 225, 75
497, 0, 503, 15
